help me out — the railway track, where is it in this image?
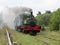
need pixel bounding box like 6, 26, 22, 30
40, 35, 60, 41
32, 35, 59, 45
6, 29, 13, 45
37, 33, 60, 41
6, 29, 18, 45
31, 33, 60, 45
32, 36, 51, 45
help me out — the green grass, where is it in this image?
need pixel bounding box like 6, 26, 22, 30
9, 29, 48, 45
8, 29, 60, 45
0, 29, 7, 45
36, 31, 60, 45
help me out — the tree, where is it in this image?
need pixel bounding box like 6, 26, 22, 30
37, 11, 41, 15
50, 8, 60, 31
46, 11, 51, 14
36, 13, 51, 26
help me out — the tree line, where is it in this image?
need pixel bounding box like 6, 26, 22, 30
36, 8, 60, 31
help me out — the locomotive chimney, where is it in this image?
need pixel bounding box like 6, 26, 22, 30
31, 11, 33, 15
30, 11, 34, 18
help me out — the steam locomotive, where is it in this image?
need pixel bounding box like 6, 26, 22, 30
15, 8, 41, 35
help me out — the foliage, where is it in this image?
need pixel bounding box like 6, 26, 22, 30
37, 11, 41, 15
49, 8, 60, 31
45, 11, 51, 14
36, 13, 51, 26
36, 8, 60, 31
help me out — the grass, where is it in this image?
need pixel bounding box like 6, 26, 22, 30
44, 27, 60, 41
36, 31, 60, 45
9, 29, 48, 45
8, 29, 60, 45
0, 29, 7, 45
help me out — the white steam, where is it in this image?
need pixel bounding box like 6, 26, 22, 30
2, 7, 32, 29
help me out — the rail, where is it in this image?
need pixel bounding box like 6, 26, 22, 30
6, 29, 13, 45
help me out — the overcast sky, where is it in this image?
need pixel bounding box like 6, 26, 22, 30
0, 0, 60, 15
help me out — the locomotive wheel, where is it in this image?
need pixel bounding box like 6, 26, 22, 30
22, 30, 26, 33
22, 30, 28, 34
22, 30, 24, 33
17, 29, 20, 32
19, 28, 23, 32
29, 31, 37, 35
19, 29, 22, 32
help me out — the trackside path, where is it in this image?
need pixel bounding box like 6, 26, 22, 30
0, 29, 7, 45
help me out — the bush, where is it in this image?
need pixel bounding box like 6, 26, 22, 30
49, 8, 60, 31
36, 13, 51, 26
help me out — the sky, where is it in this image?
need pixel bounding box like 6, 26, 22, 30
0, 0, 60, 29
0, 0, 60, 15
